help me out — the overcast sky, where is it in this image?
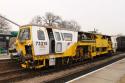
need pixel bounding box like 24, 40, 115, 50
0, 0, 125, 35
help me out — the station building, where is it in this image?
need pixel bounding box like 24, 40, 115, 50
0, 30, 18, 54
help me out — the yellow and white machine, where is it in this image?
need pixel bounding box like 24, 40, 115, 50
9, 25, 113, 69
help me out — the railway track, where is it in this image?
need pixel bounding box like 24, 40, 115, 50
0, 52, 125, 83
0, 59, 20, 72
0, 59, 12, 63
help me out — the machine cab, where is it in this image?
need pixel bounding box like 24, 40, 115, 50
15, 25, 49, 57
12, 25, 77, 68
16, 25, 77, 57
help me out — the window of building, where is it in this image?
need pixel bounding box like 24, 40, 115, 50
37, 30, 45, 40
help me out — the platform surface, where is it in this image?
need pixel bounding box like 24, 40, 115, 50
68, 58, 125, 83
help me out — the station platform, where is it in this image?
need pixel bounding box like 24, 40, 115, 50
0, 54, 10, 60
68, 58, 125, 83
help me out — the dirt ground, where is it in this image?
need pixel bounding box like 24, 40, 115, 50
118, 74, 125, 83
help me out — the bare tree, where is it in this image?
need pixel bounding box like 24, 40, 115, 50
69, 20, 80, 31
30, 12, 81, 31
0, 15, 11, 34
30, 12, 62, 27
60, 20, 80, 31
42, 12, 62, 26
30, 15, 43, 25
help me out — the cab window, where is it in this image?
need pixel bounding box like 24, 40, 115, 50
63, 33, 72, 41
18, 28, 30, 40
37, 30, 45, 40
55, 32, 61, 41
